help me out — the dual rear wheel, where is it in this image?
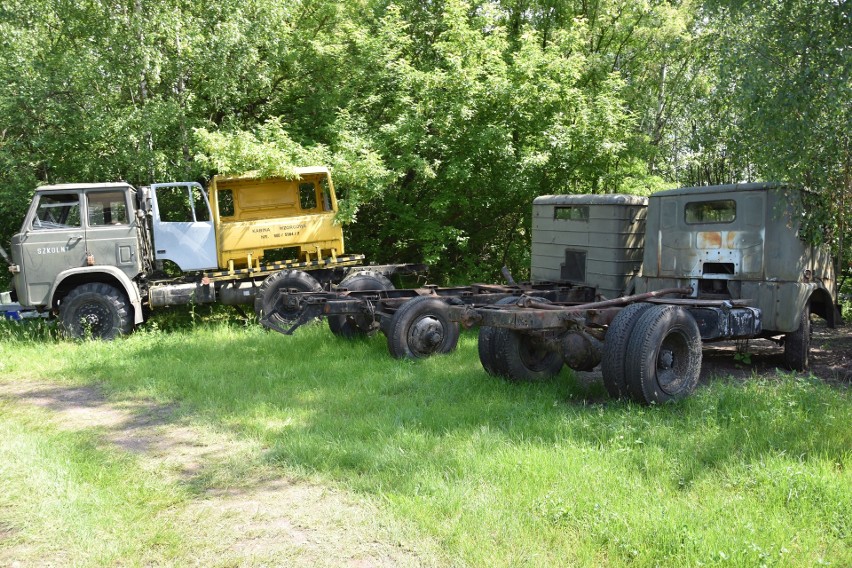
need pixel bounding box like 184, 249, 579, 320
328, 271, 395, 338
477, 297, 564, 383
602, 303, 702, 404
476, 301, 702, 403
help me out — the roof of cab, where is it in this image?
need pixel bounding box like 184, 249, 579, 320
35, 182, 136, 192
534, 194, 648, 206
213, 166, 331, 183
650, 182, 787, 199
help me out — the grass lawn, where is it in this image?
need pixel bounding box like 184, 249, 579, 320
1, 315, 850, 566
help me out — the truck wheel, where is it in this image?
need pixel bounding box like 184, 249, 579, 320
387, 296, 460, 358
783, 305, 811, 371
254, 270, 322, 323
60, 283, 133, 340
328, 271, 395, 338
487, 328, 563, 382
624, 305, 702, 404
478, 296, 521, 376
601, 303, 654, 399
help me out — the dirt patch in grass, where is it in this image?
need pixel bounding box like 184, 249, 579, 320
0, 380, 435, 567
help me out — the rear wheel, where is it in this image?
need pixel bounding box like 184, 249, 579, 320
486, 328, 563, 383
783, 305, 811, 371
60, 283, 133, 340
601, 303, 654, 399
624, 305, 702, 404
478, 296, 563, 382
328, 270, 395, 338
478, 296, 521, 376
387, 296, 460, 358
254, 270, 322, 324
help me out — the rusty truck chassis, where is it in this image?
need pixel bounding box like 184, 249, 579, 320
260, 281, 596, 337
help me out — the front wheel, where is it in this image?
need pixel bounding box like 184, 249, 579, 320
387, 296, 460, 358
59, 283, 133, 340
624, 305, 702, 404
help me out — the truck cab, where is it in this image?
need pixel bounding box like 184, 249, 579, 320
146, 167, 344, 273
9, 182, 144, 311
634, 183, 839, 335
457, 183, 840, 404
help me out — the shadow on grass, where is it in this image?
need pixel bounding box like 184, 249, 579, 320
56, 322, 851, 492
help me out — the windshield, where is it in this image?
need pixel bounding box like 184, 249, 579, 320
32, 193, 81, 230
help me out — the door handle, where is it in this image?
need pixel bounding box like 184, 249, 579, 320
67, 235, 83, 244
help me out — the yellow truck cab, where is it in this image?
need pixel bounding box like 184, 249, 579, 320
150, 167, 345, 273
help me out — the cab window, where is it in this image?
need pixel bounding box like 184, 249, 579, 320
555, 206, 589, 221
217, 188, 235, 217
299, 182, 318, 211
87, 191, 129, 226
685, 200, 736, 224
32, 193, 81, 230
157, 185, 211, 222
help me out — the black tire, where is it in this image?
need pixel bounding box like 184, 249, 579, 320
254, 269, 322, 323
387, 296, 460, 358
328, 270, 395, 338
59, 283, 133, 340
624, 305, 702, 404
478, 296, 521, 376
601, 303, 654, 399
478, 296, 562, 382
783, 305, 811, 371
486, 328, 563, 383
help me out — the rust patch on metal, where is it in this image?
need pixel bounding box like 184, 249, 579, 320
726, 231, 739, 249
697, 231, 722, 249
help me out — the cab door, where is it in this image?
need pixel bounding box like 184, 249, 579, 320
16, 191, 86, 307
149, 183, 218, 271
83, 188, 142, 280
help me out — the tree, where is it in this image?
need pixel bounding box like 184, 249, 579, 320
703, 0, 852, 283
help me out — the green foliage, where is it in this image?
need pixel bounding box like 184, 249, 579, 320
193, 115, 391, 223
193, 119, 313, 181
700, 0, 852, 276
0, 0, 847, 283
345, 0, 668, 279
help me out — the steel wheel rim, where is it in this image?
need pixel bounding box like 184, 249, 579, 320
76, 302, 112, 338
656, 330, 690, 395
519, 335, 553, 372
407, 315, 444, 356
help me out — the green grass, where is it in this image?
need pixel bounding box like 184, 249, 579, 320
1, 317, 850, 566
0, 403, 187, 566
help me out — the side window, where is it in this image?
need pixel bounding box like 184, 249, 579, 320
32, 193, 81, 230
87, 191, 129, 226
157, 187, 194, 222
217, 188, 235, 217
299, 182, 317, 211
685, 200, 736, 224
555, 206, 589, 221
